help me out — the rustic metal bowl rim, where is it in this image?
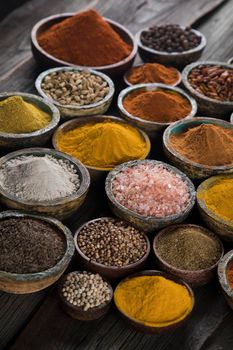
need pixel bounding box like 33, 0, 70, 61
218, 250, 233, 298
118, 83, 197, 127
53, 115, 151, 171
0, 147, 90, 207
74, 217, 150, 271
0, 92, 60, 138
163, 117, 233, 171
35, 66, 115, 110
182, 61, 233, 106
0, 210, 75, 281
230, 112, 233, 124
31, 13, 138, 70
105, 159, 196, 223
227, 57, 233, 65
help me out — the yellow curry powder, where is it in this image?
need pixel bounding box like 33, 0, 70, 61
114, 276, 193, 327
198, 177, 233, 222
0, 96, 51, 133
56, 121, 148, 169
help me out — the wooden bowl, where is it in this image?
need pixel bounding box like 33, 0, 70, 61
53, 115, 151, 183
135, 26, 206, 69
163, 117, 233, 180
118, 83, 197, 137
182, 61, 233, 117
197, 174, 233, 242
123, 64, 181, 87
218, 251, 233, 310
0, 92, 60, 149
153, 224, 224, 286
0, 210, 75, 294
105, 159, 196, 233
0, 148, 90, 220
74, 217, 150, 280
31, 13, 137, 78
114, 270, 195, 334
58, 271, 113, 320
35, 67, 115, 120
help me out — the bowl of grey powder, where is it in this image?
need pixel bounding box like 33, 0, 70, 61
0, 148, 90, 220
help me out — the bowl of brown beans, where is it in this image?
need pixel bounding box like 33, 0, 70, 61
35, 67, 115, 120
182, 61, 233, 117
74, 217, 150, 280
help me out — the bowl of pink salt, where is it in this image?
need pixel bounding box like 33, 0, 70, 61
105, 159, 196, 233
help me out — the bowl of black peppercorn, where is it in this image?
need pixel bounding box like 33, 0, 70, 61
135, 24, 206, 69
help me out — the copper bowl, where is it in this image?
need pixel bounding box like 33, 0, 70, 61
218, 251, 233, 310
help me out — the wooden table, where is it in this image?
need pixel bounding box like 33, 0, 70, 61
0, 0, 233, 349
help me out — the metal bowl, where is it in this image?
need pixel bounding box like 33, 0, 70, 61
163, 117, 233, 180
135, 26, 206, 69
0, 92, 60, 149
218, 251, 233, 310
0, 148, 90, 220
31, 13, 137, 78
35, 67, 115, 120
182, 61, 233, 117
0, 210, 74, 294
105, 159, 196, 233
227, 57, 233, 65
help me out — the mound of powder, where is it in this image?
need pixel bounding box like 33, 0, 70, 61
0, 155, 80, 202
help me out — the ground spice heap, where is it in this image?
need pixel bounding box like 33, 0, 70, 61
77, 219, 147, 266
0, 96, 50, 133
61, 271, 111, 310
114, 275, 193, 327
112, 163, 190, 217
156, 226, 222, 271
38, 10, 131, 66
0, 155, 80, 202
0, 218, 65, 273
126, 63, 179, 85
41, 70, 110, 106
123, 89, 191, 123
170, 123, 233, 166
198, 177, 233, 222
56, 121, 148, 169
226, 260, 233, 289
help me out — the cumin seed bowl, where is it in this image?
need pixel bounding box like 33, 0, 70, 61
74, 217, 150, 280
218, 250, 233, 310
118, 83, 197, 138
0, 92, 60, 150
35, 67, 115, 120
58, 271, 113, 320
135, 26, 206, 68
105, 159, 196, 233
52, 115, 151, 183
0, 148, 90, 220
153, 224, 224, 287
0, 210, 75, 294
114, 270, 195, 334
31, 13, 137, 78
163, 117, 233, 180
182, 61, 233, 117
197, 174, 233, 242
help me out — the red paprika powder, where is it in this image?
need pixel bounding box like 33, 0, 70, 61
226, 260, 233, 289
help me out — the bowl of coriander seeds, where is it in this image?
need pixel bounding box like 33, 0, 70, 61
35, 67, 115, 119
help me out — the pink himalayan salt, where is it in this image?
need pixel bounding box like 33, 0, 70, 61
112, 163, 190, 217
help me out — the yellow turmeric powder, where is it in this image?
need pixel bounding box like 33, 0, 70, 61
0, 96, 51, 134
198, 177, 233, 222
56, 121, 149, 169
114, 275, 193, 327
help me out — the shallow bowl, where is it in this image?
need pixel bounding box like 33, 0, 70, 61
0, 92, 60, 149
35, 67, 115, 120
74, 217, 150, 280
218, 251, 233, 310
31, 13, 137, 78
0, 210, 74, 294
182, 61, 233, 117
0, 148, 90, 220
228, 57, 233, 65
105, 159, 196, 233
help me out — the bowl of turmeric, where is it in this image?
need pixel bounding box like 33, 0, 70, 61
197, 174, 233, 242
114, 270, 195, 334
31, 10, 137, 77
218, 250, 233, 310
0, 92, 60, 150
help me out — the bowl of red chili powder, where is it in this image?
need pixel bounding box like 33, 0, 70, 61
218, 250, 233, 310
31, 10, 137, 77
